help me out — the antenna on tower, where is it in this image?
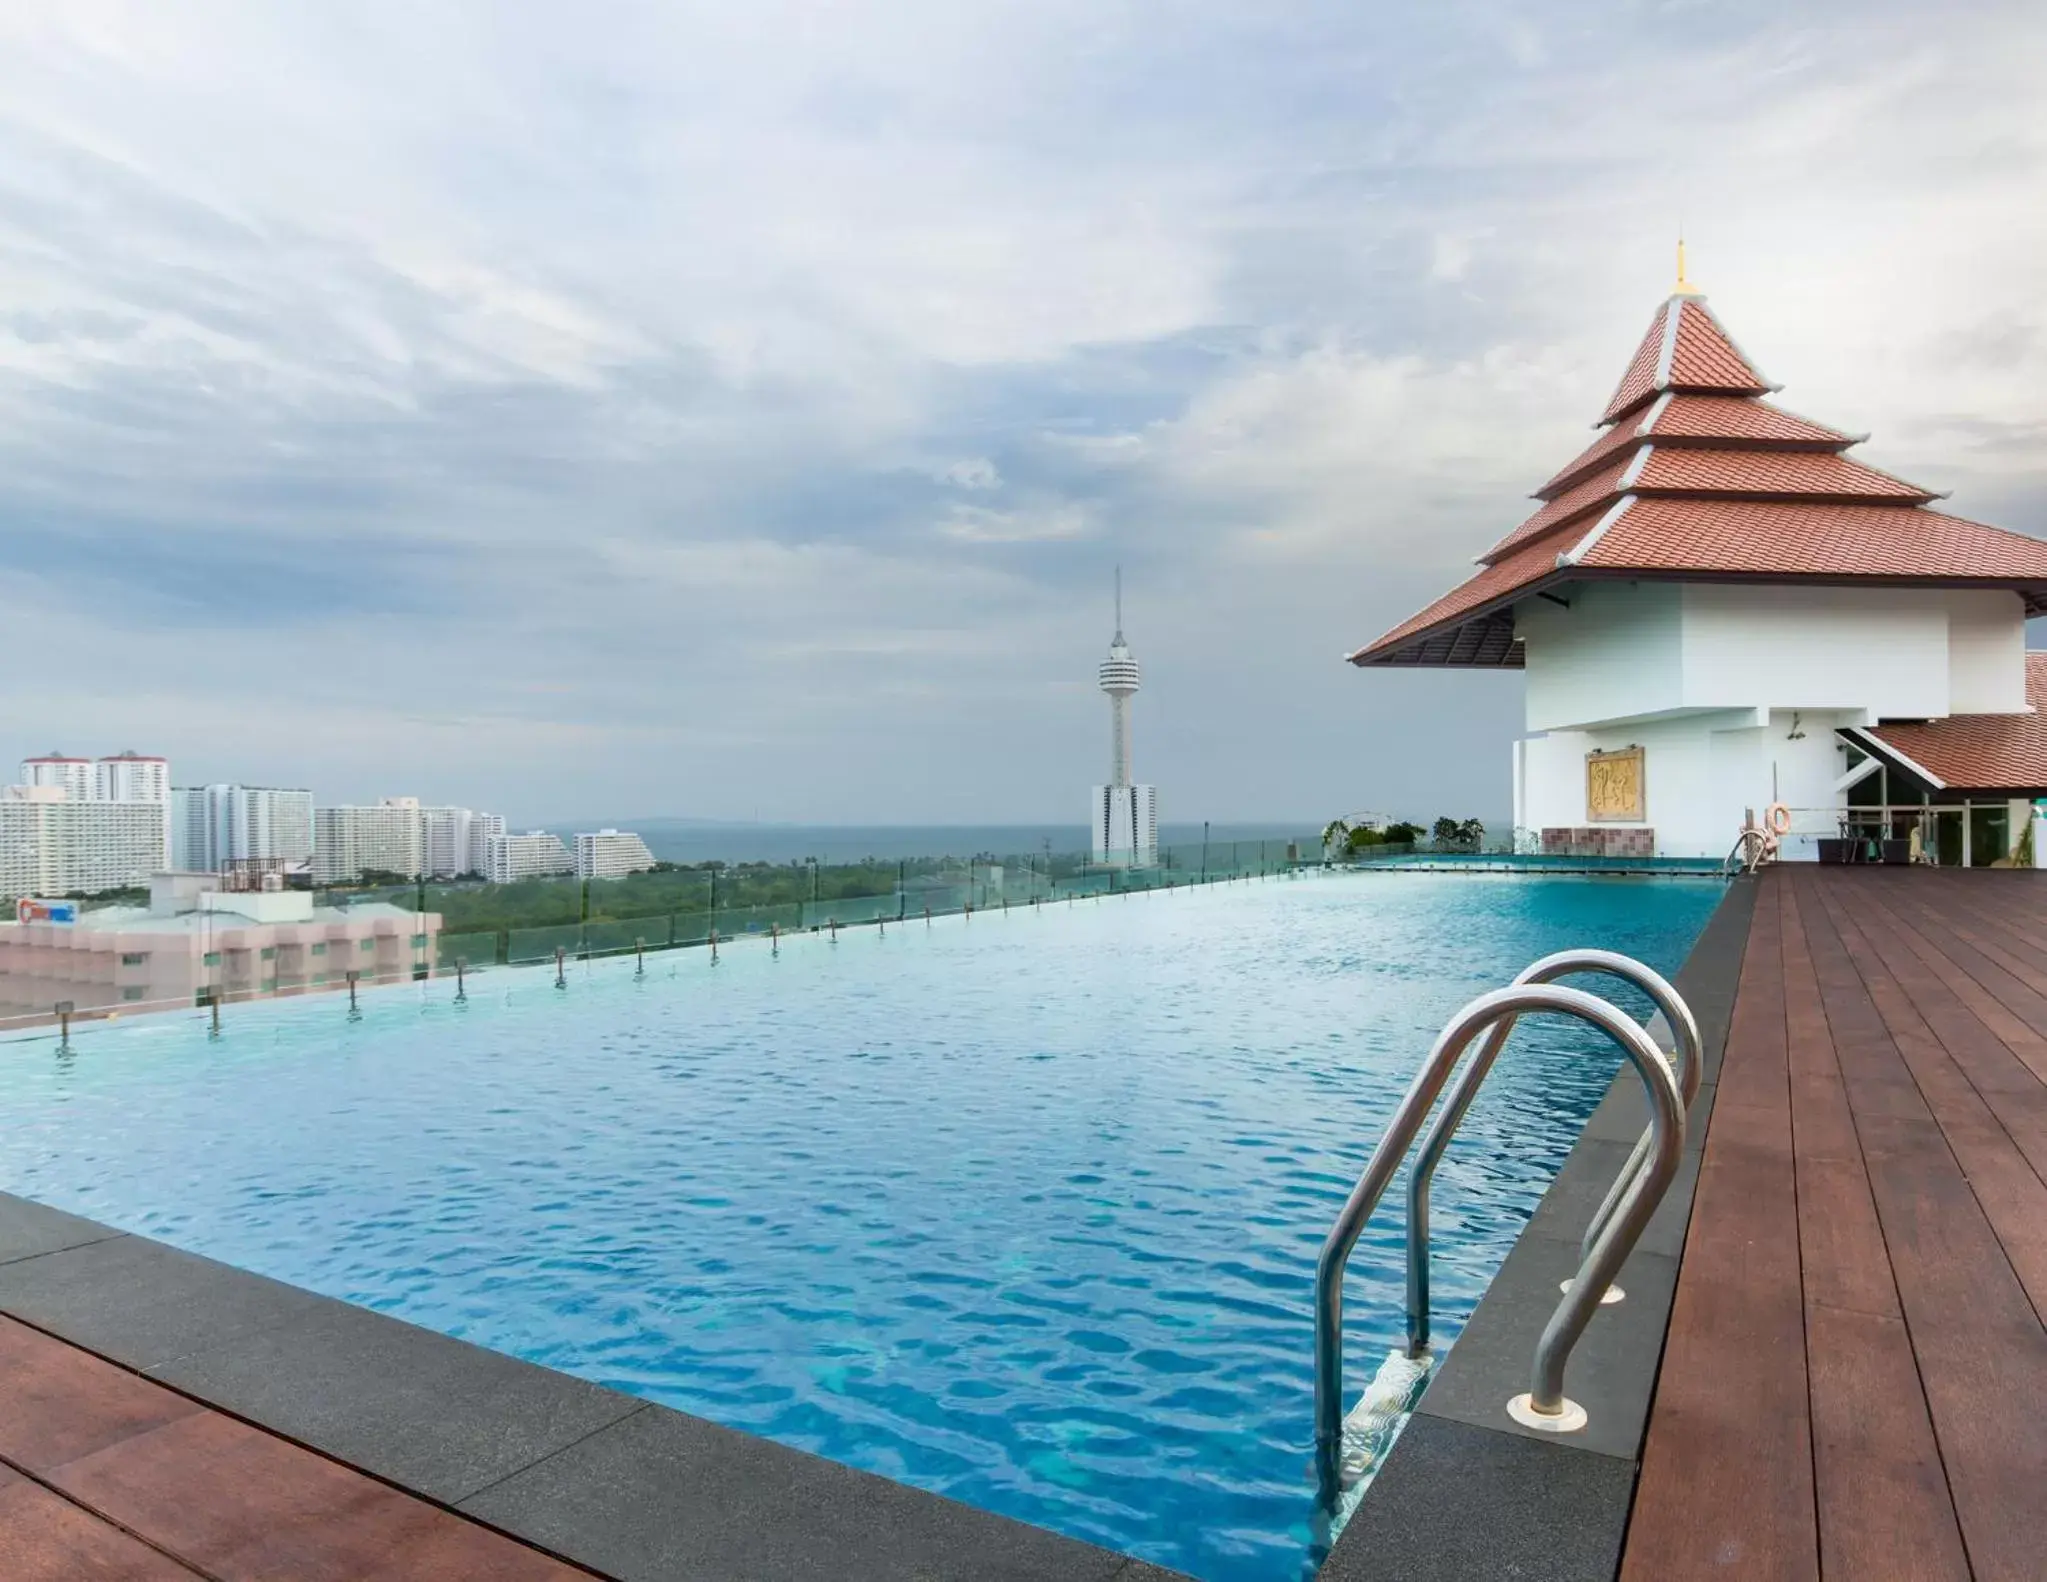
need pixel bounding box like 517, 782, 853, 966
1114, 565, 1124, 642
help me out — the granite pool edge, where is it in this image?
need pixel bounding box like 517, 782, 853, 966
1318, 874, 1760, 1582
0, 1195, 1188, 1582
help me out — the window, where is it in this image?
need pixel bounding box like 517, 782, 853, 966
311, 943, 328, 956
260, 946, 276, 961
411, 933, 428, 947
360, 939, 376, 953
122, 987, 144, 1003
120, 952, 147, 967
202, 951, 221, 967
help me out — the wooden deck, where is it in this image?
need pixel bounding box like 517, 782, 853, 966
1621, 866, 2047, 1582
0, 1315, 595, 1581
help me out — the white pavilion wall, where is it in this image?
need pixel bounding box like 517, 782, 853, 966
1516, 709, 1856, 859
1944, 589, 2029, 713
1678, 584, 1951, 720
1520, 582, 1683, 733
1522, 580, 2022, 730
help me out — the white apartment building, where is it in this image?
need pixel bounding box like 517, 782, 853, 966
1, 790, 168, 901
173, 785, 315, 872
485, 831, 574, 884
423, 807, 505, 879
20, 755, 93, 800
312, 799, 426, 884
94, 752, 170, 805
573, 829, 657, 881
312, 798, 511, 884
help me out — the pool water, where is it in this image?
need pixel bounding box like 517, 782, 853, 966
0, 873, 1719, 1581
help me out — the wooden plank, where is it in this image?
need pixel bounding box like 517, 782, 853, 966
1778, 881, 1899, 1320
1867, 883, 2047, 1087
1622, 882, 1816, 1582
1857, 1128, 2047, 1582
1799, 872, 2047, 1581
1779, 876, 1966, 1581
1805, 1304, 1969, 1582
1834, 884, 2047, 1203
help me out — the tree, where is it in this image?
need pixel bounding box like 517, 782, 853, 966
1431, 817, 1485, 851
1321, 819, 1350, 856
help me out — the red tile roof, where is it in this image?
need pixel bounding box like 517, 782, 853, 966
1351, 289, 2047, 668
1486, 449, 1934, 564
1538, 394, 1853, 498
1862, 654, 2047, 792
1600, 305, 1668, 426
1668, 300, 1770, 398
1576, 497, 2047, 580
1598, 296, 1770, 424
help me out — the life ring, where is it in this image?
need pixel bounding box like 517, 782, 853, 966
1766, 802, 1792, 837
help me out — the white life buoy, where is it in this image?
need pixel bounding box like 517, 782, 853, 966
1766, 802, 1792, 837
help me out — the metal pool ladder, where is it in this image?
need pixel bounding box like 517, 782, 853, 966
1312, 950, 1699, 1493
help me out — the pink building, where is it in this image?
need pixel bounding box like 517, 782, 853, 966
0, 873, 442, 1020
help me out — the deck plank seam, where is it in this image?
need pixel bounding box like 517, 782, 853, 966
0, 1444, 222, 1582
1778, 882, 1826, 1582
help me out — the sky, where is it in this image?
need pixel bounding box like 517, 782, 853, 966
3, 1, 2044, 828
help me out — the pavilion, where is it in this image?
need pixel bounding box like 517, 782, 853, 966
1350, 254, 2047, 864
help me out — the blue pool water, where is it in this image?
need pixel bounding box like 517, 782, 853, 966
0, 873, 1719, 1580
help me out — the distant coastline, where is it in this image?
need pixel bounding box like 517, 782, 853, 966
535, 821, 1317, 867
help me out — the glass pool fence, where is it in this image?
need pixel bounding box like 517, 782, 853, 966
3, 837, 1334, 1034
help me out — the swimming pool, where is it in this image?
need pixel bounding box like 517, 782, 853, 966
0, 872, 1719, 1580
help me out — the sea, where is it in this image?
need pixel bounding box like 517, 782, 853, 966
543, 821, 1318, 867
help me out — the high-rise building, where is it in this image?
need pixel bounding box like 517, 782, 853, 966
312, 799, 426, 884
485, 831, 575, 884
172, 786, 315, 872
20, 755, 93, 800
1089, 570, 1159, 866
422, 807, 505, 879
95, 752, 173, 860
573, 829, 657, 881
0, 790, 167, 900
311, 798, 511, 883
94, 752, 170, 804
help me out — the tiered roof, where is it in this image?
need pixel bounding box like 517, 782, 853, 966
1351, 287, 2047, 667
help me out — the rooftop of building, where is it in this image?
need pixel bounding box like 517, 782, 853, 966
1350, 271, 2047, 668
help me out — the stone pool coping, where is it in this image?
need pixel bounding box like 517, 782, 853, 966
1318, 873, 1759, 1581
0, 1195, 1188, 1581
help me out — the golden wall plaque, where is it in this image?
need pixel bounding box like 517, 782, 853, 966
1586, 746, 1645, 822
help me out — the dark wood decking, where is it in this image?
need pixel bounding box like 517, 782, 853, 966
1622, 867, 2047, 1582
0, 1315, 596, 1581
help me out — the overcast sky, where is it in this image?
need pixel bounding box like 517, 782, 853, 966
3, 2, 2043, 828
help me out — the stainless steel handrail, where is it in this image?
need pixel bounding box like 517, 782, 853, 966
1312, 982, 1684, 1492
1405, 950, 1700, 1353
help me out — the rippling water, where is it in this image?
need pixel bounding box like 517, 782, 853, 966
0, 872, 1718, 1580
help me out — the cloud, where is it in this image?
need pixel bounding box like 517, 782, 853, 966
0, 0, 2042, 827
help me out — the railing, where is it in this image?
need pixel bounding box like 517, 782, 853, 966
1313, 955, 1689, 1497
0, 837, 1323, 1035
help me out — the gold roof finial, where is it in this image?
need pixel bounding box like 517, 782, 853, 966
1674, 230, 1698, 296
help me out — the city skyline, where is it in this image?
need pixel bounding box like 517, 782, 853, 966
2, 4, 2042, 825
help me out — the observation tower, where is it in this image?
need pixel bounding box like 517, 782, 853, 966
1091, 570, 1157, 866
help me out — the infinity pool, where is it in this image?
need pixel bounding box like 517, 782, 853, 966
0, 873, 1718, 1580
